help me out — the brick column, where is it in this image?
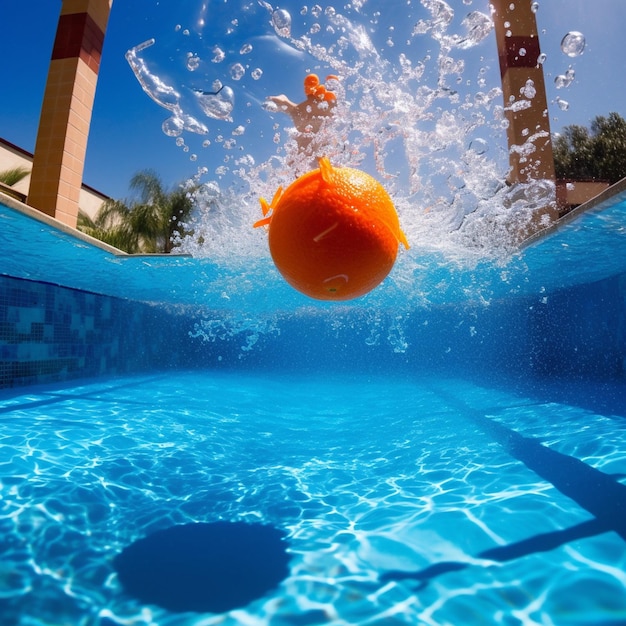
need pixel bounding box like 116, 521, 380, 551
28, 0, 113, 228
492, 0, 555, 185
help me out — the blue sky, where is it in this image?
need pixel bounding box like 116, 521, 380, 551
1, 0, 624, 199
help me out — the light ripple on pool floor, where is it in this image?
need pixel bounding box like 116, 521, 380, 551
0, 371, 625, 625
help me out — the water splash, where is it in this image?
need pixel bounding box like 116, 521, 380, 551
126, 0, 560, 345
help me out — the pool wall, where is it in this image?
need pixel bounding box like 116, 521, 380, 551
0, 274, 202, 389
240, 274, 626, 381
1, 270, 624, 390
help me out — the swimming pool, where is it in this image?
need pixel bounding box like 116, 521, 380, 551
1, 369, 626, 625
3, 0, 626, 620
1, 179, 626, 624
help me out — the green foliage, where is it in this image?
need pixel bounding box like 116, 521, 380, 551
0, 165, 30, 186
77, 170, 196, 253
553, 112, 626, 184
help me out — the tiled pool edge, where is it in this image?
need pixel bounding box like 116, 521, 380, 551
0, 274, 200, 389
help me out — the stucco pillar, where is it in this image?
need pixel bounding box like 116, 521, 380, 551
492, 0, 555, 185
28, 0, 113, 228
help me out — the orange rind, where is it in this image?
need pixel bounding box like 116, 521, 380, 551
254, 157, 409, 301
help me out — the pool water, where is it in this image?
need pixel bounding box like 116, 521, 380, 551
1, 370, 625, 625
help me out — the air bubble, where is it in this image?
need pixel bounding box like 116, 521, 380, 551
531, 2, 539, 13
240, 43, 253, 55
560, 31, 585, 57
251, 68, 263, 80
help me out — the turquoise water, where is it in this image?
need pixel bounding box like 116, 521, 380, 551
1, 371, 626, 625
2, 187, 626, 314
3, 0, 626, 620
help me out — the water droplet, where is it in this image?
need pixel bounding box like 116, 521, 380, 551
555, 96, 569, 111
251, 68, 263, 80
519, 47, 526, 56
469, 138, 488, 154
560, 31, 585, 57
537, 52, 547, 64
554, 70, 574, 89
520, 79, 536, 99
175, 137, 185, 147
230, 63, 246, 80
239, 43, 253, 55
458, 11, 493, 49
272, 9, 291, 38
311, 4, 322, 18
212, 46, 225, 63
531, 2, 539, 13
190, 154, 198, 161
186, 53, 200, 71
162, 116, 184, 137
194, 85, 235, 121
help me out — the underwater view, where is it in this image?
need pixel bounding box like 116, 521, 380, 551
1, 0, 626, 624
2, 371, 626, 625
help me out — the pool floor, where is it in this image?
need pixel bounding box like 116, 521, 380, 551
1, 371, 625, 625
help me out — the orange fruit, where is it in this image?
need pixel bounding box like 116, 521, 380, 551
254, 157, 409, 301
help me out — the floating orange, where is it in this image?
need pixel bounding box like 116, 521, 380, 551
254, 157, 409, 301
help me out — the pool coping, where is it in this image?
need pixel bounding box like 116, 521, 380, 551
521, 176, 626, 249
0, 190, 191, 259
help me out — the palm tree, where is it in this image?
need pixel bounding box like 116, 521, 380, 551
78, 170, 196, 253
